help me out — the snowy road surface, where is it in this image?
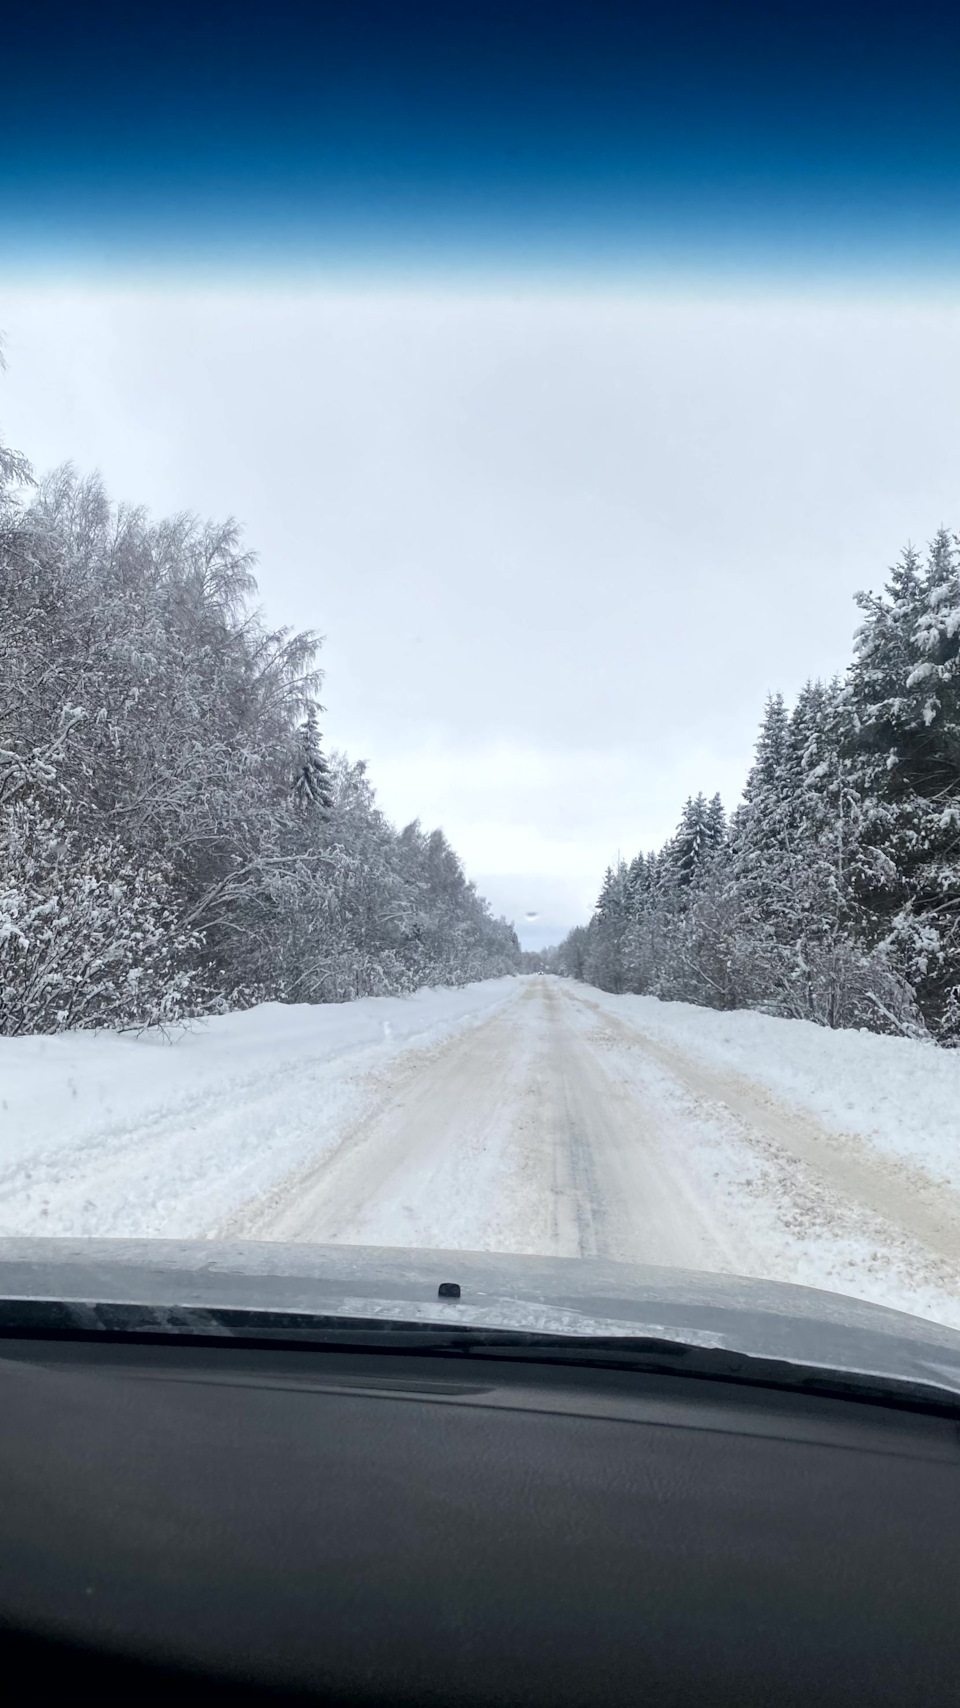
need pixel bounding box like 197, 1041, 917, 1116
2, 977, 959, 1328
219, 980, 750, 1266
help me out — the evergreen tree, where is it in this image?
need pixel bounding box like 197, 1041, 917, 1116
291, 706, 334, 810
584, 863, 631, 992
846, 533, 960, 1035
705, 793, 726, 852
664, 793, 717, 891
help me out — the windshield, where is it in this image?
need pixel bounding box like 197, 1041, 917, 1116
1, 1, 958, 1347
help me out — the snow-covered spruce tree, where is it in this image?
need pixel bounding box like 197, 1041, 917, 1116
620, 853, 656, 992
661, 793, 719, 892
705, 791, 726, 851
724, 688, 836, 1017
583, 863, 632, 992
650, 799, 742, 1009
845, 532, 960, 1038
291, 706, 334, 811
787, 679, 921, 1033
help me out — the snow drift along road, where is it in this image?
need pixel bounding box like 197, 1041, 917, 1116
0, 977, 958, 1329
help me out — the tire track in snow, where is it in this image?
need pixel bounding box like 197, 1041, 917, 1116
567, 988, 960, 1269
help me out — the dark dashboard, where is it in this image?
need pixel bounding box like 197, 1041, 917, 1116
1, 1331, 958, 1705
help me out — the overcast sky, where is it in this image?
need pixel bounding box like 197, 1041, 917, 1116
2, 282, 958, 946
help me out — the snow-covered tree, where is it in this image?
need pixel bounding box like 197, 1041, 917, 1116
1, 801, 201, 1034
583, 863, 631, 992
291, 706, 334, 811
0, 420, 520, 1032
561, 528, 957, 1041
845, 533, 960, 1036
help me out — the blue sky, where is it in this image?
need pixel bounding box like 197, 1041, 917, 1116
3, 0, 960, 281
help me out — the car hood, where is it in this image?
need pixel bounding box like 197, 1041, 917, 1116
1, 1235, 960, 1402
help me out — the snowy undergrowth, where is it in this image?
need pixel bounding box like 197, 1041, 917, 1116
578, 984, 960, 1190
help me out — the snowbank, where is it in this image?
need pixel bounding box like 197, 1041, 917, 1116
578, 986, 960, 1191
0, 980, 519, 1238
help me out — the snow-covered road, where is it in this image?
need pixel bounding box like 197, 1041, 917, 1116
215, 979, 960, 1328
219, 979, 746, 1266
2, 977, 959, 1328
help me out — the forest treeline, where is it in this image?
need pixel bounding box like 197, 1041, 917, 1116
0, 434, 519, 1034
555, 533, 960, 1044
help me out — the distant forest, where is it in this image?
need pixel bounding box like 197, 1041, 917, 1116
554, 532, 960, 1044
0, 425, 519, 1034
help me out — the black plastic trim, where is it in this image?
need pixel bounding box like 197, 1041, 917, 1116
2, 1295, 959, 1419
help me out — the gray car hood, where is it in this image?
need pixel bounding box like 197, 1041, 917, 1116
1, 1236, 960, 1403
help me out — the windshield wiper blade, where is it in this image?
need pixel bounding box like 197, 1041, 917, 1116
2, 1294, 960, 1419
